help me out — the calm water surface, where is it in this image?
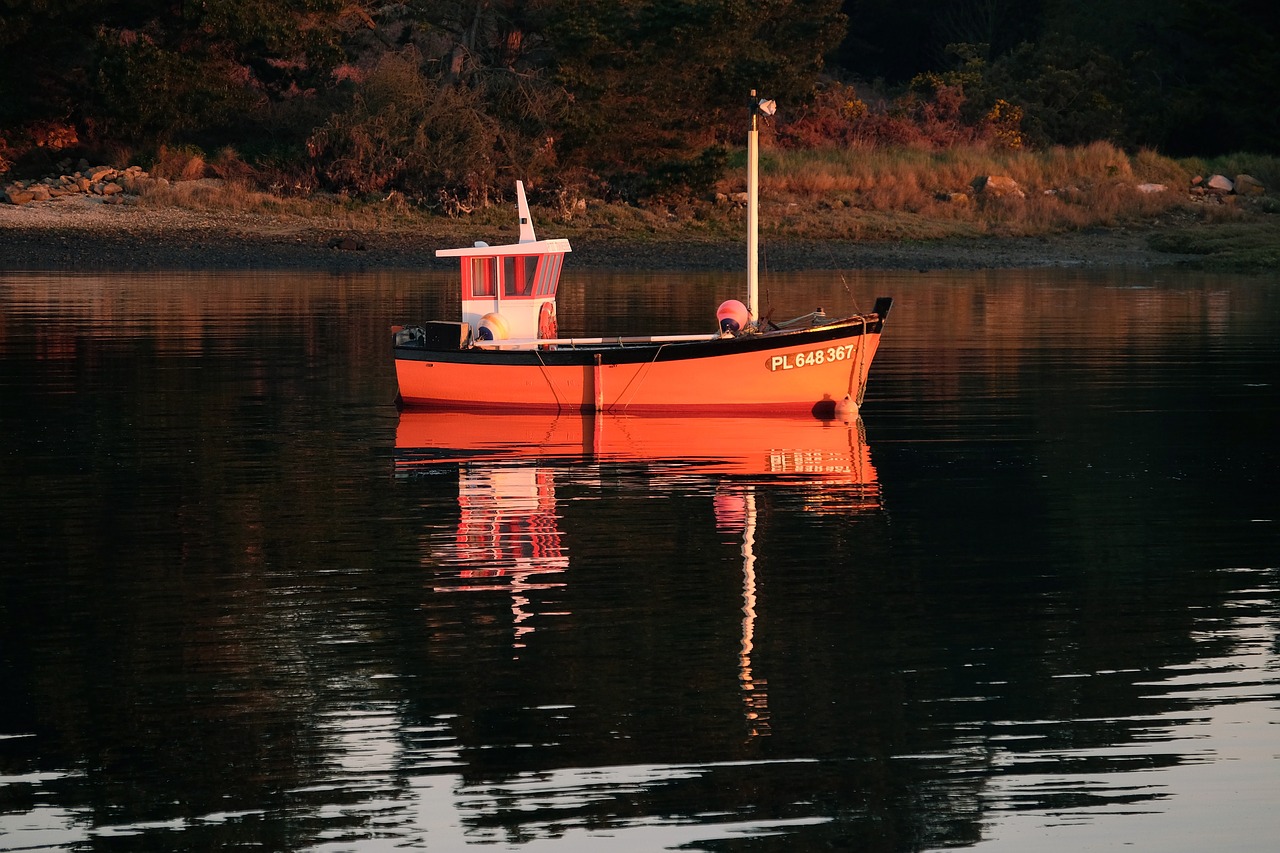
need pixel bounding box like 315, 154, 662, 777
1, 266, 1277, 852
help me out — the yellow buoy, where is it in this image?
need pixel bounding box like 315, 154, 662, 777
478, 312, 510, 340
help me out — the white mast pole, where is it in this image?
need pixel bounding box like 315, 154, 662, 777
746, 91, 760, 326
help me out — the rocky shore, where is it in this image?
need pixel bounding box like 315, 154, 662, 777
0, 187, 1197, 273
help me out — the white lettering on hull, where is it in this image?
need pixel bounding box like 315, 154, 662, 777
767, 343, 856, 372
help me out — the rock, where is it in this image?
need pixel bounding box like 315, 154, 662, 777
1136, 183, 1167, 194
1205, 174, 1234, 194
127, 176, 169, 193
971, 175, 1024, 198
101, 182, 124, 196
936, 191, 971, 205
4, 187, 35, 205
84, 166, 115, 183
1234, 174, 1265, 196
328, 236, 366, 251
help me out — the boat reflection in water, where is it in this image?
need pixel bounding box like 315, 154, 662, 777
394, 411, 881, 734
394, 411, 880, 486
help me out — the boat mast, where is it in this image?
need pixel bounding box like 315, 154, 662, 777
747, 92, 775, 326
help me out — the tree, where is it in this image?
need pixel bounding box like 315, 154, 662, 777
90, 0, 351, 143
1148, 0, 1280, 155
0, 0, 352, 154
541, 0, 847, 197
393, 1, 570, 189
307, 48, 502, 201
0, 1, 105, 133
1036, 0, 1280, 154
836, 0, 1044, 83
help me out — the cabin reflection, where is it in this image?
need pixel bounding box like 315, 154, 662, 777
394, 411, 882, 731
451, 464, 570, 651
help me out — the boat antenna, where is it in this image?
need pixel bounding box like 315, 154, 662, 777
747, 92, 776, 326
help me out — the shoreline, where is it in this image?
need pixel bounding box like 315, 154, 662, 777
0, 194, 1196, 272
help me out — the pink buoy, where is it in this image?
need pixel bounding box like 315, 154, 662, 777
716, 299, 749, 333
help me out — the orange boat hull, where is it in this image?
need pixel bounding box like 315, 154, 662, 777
395, 311, 888, 416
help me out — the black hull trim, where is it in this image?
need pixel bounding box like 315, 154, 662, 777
394, 308, 888, 368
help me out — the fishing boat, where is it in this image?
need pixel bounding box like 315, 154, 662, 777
393, 95, 892, 417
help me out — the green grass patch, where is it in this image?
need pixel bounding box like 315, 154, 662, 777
1148, 221, 1280, 272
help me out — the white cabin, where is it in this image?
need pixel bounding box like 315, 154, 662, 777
435, 182, 571, 345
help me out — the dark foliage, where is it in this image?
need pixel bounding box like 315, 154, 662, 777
538, 0, 846, 199
1, 0, 1276, 195
835, 0, 1280, 156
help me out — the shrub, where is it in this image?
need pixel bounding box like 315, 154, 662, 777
150, 144, 208, 181
91, 29, 258, 143
780, 78, 1024, 152
984, 100, 1024, 150
307, 49, 499, 204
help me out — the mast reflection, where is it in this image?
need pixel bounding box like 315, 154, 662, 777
394, 412, 882, 730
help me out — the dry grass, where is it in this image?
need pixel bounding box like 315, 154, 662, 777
127, 142, 1276, 267
149, 145, 209, 182
718, 142, 1259, 239
756, 142, 1173, 199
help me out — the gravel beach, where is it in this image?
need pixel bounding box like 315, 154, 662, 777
0, 192, 1189, 272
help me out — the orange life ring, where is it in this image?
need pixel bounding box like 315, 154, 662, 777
538, 301, 558, 341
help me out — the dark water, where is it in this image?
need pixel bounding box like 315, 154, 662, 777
1, 267, 1277, 852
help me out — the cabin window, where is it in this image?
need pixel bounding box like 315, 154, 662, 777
469, 258, 496, 297
534, 254, 562, 297
502, 256, 537, 297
